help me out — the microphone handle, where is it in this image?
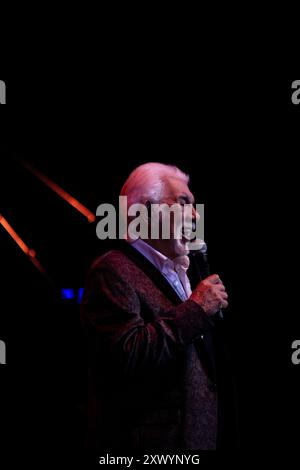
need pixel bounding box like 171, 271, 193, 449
192, 250, 224, 319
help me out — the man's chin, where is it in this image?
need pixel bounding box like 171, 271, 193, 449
174, 238, 190, 256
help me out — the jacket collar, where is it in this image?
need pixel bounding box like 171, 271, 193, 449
113, 240, 183, 306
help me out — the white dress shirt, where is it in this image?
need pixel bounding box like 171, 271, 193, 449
130, 238, 192, 301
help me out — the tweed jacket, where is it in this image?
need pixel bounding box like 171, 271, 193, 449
80, 241, 220, 451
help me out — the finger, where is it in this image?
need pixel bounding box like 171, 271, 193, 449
217, 295, 228, 308
216, 284, 226, 291
217, 292, 228, 303
220, 291, 228, 299
208, 274, 221, 285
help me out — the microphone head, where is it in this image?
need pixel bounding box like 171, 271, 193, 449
198, 239, 207, 254
189, 238, 207, 254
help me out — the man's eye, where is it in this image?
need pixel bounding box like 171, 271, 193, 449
179, 201, 193, 207
178, 199, 188, 206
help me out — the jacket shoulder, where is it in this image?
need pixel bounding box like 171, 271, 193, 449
90, 250, 136, 275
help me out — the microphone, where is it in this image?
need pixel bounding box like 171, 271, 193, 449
189, 238, 224, 319
189, 238, 209, 279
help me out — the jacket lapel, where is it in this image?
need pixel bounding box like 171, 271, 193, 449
114, 241, 217, 385
114, 240, 183, 306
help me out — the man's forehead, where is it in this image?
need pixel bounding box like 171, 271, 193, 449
164, 176, 194, 199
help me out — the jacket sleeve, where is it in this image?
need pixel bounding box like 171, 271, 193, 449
81, 261, 213, 377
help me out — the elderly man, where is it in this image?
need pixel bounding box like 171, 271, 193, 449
81, 162, 230, 451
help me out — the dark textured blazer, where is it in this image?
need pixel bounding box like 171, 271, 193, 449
80, 241, 223, 451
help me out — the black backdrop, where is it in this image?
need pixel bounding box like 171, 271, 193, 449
0, 77, 299, 464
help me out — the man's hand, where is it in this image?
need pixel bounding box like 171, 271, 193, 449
190, 274, 228, 316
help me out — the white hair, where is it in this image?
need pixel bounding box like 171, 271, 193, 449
120, 162, 189, 207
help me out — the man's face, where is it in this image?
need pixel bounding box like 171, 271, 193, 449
150, 177, 199, 259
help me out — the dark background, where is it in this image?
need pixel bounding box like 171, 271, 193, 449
0, 76, 299, 463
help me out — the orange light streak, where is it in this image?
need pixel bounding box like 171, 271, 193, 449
0, 214, 46, 274
19, 160, 96, 223
0, 214, 35, 257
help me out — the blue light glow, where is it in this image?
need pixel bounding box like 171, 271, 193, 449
61, 288, 75, 300
78, 287, 84, 303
